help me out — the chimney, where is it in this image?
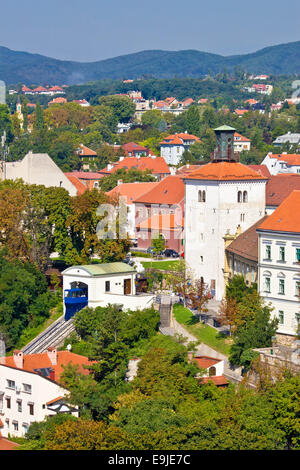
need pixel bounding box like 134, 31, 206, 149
47, 347, 57, 366
13, 350, 23, 369
117, 179, 123, 186
187, 351, 194, 362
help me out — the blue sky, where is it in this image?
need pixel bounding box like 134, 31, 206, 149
0, 0, 299, 61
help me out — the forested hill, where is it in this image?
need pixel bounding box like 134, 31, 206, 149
0, 40, 300, 85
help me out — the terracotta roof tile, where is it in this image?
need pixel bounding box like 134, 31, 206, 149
106, 182, 158, 204
64, 174, 87, 195
184, 162, 267, 181
258, 190, 300, 233
266, 173, 300, 207
226, 216, 268, 262
268, 154, 300, 166
192, 356, 220, 368
134, 175, 184, 204
199, 376, 229, 386
248, 165, 271, 178
0, 437, 20, 450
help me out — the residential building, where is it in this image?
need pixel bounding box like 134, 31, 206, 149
247, 165, 271, 179
257, 190, 300, 340
64, 171, 104, 192
273, 132, 300, 148
72, 99, 90, 107
134, 175, 185, 254
188, 353, 229, 388
0, 348, 93, 437
233, 132, 251, 152
261, 152, 300, 175
100, 156, 171, 181
117, 123, 132, 134
160, 132, 200, 166
234, 109, 249, 117
48, 97, 67, 106
184, 125, 267, 300
106, 181, 158, 240
75, 144, 97, 170
224, 216, 268, 287
62, 262, 155, 319
1, 151, 78, 196
252, 84, 273, 95
121, 142, 149, 157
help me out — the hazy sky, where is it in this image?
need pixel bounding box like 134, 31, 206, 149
0, 0, 299, 62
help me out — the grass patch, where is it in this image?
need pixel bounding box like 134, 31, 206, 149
172, 303, 232, 356
142, 260, 181, 271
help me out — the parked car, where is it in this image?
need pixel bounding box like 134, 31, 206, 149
163, 249, 179, 258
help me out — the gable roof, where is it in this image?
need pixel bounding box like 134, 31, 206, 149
106, 182, 158, 204
63, 262, 136, 277
234, 132, 251, 142
107, 156, 170, 175
64, 174, 87, 195
226, 216, 268, 262
134, 175, 185, 205
3, 351, 93, 383
248, 165, 271, 178
184, 162, 267, 181
77, 144, 97, 156
192, 356, 221, 369
160, 133, 200, 146
266, 173, 300, 207
258, 190, 300, 233
267, 154, 300, 166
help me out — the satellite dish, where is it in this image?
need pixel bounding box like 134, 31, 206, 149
66, 344, 72, 351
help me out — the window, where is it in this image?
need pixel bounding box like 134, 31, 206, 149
6, 397, 11, 409
295, 313, 300, 324
237, 191, 242, 203
12, 421, 18, 431
265, 245, 271, 260
6, 380, 15, 389
28, 403, 34, 416
278, 311, 284, 324
264, 277, 271, 293
105, 281, 110, 292
17, 400, 22, 412
198, 190, 206, 202
23, 384, 32, 394
240, 213, 245, 222
295, 281, 300, 297
279, 279, 285, 295
200, 256, 203, 263
22, 423, 29, 434
296, 248, 300, 262
243, 191, 248, 203
279, 246, 285, 262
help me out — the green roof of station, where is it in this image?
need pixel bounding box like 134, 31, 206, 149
63, 262, 135, 276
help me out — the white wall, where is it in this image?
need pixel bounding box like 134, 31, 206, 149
3, 152, 77, 196
0, 364, 71, 437
185, 179, 266, 300
258, 231, 300, 336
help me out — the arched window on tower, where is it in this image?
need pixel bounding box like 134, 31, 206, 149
243, 191, 248, 203
237, 191, 242, 203
198, 190, 206, 202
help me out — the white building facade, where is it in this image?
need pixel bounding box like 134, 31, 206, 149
261, 152, 300, 175
184, 126, 267, 301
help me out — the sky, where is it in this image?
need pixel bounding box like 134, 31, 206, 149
0, 0, 299, 62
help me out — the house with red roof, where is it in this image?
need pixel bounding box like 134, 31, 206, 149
100, 156, 171, 181
257, 190, 300, 339
121, 142, 149, 157
160, 132, 200, 166
64, 171, 104, 193
48, 97, 67, 106
234, 109, 249, 117
75, 144, 97, 170
133, 175, 185, 253
233, 132, 251, 152
261, 152, 300, 175
265, 173, 300, 214
0, 347, 94, 437
106, 181, 158, 240
188, 353, 228, 388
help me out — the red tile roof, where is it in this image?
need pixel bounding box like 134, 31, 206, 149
258, 190, 300, 233
64, 174, 87, 195
3, 351, 93, 383
122, 142, 148, 154
234, 109, 249, 116
77, 144, 97, 156
137, 213, 184, 231
160, 133, 200, 146
66, 171, 103, 180
199, 376, 229, 386
266, 173, 300, 207
134, 175, 184, 205
176, 164, 204, 176
192, 356, 220, 368
0, 437, 20, 450
184, 162, 267, 181
106, 182, 158, 204
268, 154, 300, 166
108, 157, 170, 176
226, 216, 269, 262
234, 132, 251, 142
248, 165, 271, 178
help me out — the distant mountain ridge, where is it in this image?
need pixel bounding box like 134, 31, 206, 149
0, 41, 299, 85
